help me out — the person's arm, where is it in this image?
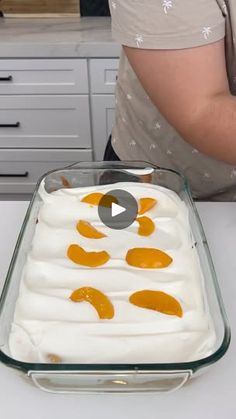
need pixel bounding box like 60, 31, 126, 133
124, 39, 236, 165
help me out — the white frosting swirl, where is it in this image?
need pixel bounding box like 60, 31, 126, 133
9, 181, 216, 364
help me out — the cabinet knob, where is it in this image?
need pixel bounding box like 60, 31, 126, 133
0, 75, 13, 82
0, 171, 29, 178
0, 122, 20, 128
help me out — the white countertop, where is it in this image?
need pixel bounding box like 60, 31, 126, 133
0, 17, 120, 57
0, 201, 235, 418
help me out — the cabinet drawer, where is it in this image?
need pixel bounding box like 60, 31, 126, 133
0, 59, 88, 94
0, 95, 91, 148
90, 59, 119, 94
0, 149, 93, 194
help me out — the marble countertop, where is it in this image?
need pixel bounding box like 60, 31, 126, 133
0, 16, 120, 58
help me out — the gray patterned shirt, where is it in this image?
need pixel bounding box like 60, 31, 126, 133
109, 0, 236, 200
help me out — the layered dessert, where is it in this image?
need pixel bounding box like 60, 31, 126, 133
9, 179, 216, 364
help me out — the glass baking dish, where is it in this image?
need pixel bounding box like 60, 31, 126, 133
0, 161, 231, 394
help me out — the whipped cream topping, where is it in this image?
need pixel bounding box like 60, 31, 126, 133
9, 181, 216, 364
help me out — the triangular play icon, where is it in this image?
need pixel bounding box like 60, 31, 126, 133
111, 202, 126, 217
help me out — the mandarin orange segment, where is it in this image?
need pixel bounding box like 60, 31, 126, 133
70, 287, 114, 319
77, 220, 106, 239
81, 192, 118, 207
129, 290, 183, 318
126, 248, 172, 269
60, 175, 72, 188
47, 354, 62, 363
141, 174, 153, 183
67, 244, 110, 267
100, 194, 119, 208
138, 198, 157, 215
81, 192, 104, 206
136, 216, 155, 236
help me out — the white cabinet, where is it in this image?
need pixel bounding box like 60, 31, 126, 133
0, 149, 92, 194
91, 95, 115, 160
0, 58, 93, 195
0, 59, 88, 94
0, 56, 119, 194
90, 58, 119, 161
90, 59, 119, 94
0, 95, 91, 148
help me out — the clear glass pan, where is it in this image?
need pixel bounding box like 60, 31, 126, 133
0, 161, 231, 393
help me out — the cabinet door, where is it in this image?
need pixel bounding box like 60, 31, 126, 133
0, 95, 91, 148
90, 59, 119, 94
0, 149, 93, 194
0, 59, 88, 95
91, 95, 115, 161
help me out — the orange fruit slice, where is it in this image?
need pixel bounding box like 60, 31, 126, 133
136, 216, 155, 236
70, 287, 114, 319
77, 220, 106, 239
81, 192, 104, 205
129, 290, 183, 318
126, 248, 172, 269
81, 192, 118, 207
47, 354, 62, 363
138, 197, 157, 215
141, 174, 153, 183
60, 175, 72, 188
67, 244, 110, 267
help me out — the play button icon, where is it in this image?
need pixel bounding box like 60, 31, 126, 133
112, 202, 126, 217
98, 189, 138, 230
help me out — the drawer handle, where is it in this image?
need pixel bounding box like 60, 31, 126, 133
0, 122, 20, 128
0, 171, 28, 178
0, 75, 13, 81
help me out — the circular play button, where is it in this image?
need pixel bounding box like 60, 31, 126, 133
98, 189, 138, 230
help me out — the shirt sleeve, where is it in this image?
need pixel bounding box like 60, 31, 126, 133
109, 0, 225, 49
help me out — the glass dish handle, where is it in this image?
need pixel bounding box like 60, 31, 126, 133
29, 370, 192, 394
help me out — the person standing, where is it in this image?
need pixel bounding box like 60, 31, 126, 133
106, 0, 236, 200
